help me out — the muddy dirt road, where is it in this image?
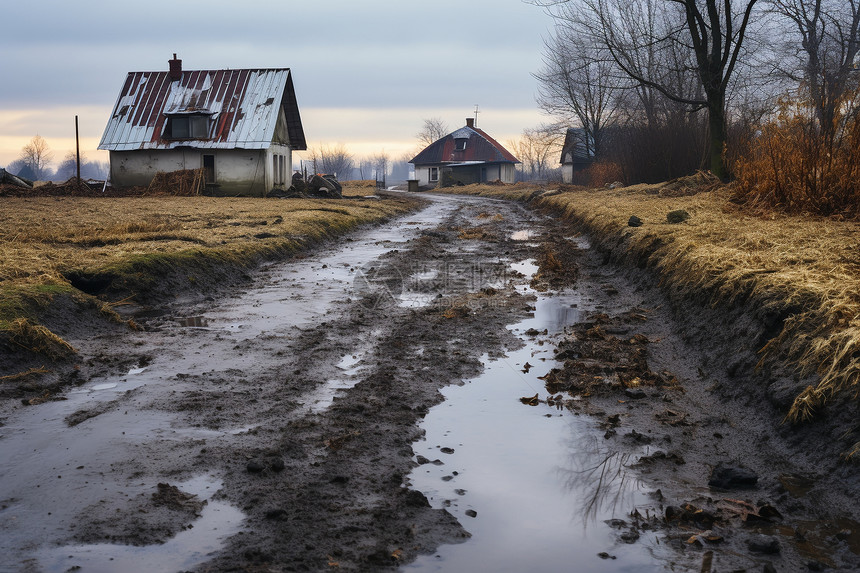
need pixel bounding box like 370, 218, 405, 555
1, 192, 858, 572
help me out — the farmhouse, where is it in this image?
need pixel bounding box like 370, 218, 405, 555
98, 55, 306, 196
560, 127, 594, 184
410, 118, 519, 187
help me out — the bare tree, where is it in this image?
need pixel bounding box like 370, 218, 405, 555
534, 27, 623, 157
19, 135, 54, 180
368, 151, 390, 182
416, 117, 450, 147
307, 144, 355, 180
534, 0, 760, 179
768, 0, 860, 135
55, 152, 77, 182
509, 125, 565, 181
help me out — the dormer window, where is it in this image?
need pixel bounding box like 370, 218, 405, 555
454, 138, 467, 151
165, 114, 210, 139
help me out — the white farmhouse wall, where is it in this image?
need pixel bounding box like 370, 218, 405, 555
109, 148, 292, 196
414, 166, 435, 186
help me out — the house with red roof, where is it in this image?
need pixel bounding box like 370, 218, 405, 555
409, 118, 520, 187
99, 55, 306, 196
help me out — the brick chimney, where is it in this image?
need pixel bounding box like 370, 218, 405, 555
466, 117, 474, 128
168, 53, 182, 81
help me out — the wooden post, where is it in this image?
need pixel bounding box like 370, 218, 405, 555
75, 115, 81, 188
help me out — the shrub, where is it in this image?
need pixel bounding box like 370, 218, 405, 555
733, 90, 860, 217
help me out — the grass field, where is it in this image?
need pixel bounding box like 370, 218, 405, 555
438, 179, 860, 450
0, 183, 418, 365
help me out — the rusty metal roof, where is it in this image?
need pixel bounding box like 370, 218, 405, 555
99, 68, 306, 152
410, 125, 519, 166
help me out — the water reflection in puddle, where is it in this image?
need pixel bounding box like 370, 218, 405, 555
39, 474, 244, 573
404, 293, 664, 572
177, 316, 209, 328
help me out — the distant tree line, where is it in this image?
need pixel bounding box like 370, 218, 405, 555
4, 135, 109, 182
529, 0, 860, 200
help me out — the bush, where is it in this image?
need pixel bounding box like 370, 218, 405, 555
733, 90, 860, 217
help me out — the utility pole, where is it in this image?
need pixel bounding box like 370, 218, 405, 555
75, 115, 81, 188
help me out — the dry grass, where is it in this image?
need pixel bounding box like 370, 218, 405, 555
0, 185, 417, 362
443, 180, 860, 435
0, 186, 412, 286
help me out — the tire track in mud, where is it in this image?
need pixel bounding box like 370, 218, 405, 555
0, 195, 554, 572
6, 192, 857, 573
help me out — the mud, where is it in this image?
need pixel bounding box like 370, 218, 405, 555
0, 192, 858, 572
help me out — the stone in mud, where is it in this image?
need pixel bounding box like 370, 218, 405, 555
747, 534, 780, 554
246, 460, 266, 473
440, 447, 455, 454
465, 509, 477, 518
708, 463, 758, 489
416, 455, 431, 465
628, 215, 643, 227
401, 489, 431, 508
625, 388, 647, 399
620, 530, 640, 543
264, 508, 288, 520
667, 209, 690, 223
270, 458, 285, 472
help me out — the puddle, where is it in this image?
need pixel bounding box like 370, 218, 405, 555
752, 517, 860, 567
510, 258, 539, 280
299, 349, 369, 413
510, 229, 535, 241
404, 295, 664, 572
177, 316, 209, 328
89, 383, 118, 391
39, 475, 244, 573
200, 200, 458, 341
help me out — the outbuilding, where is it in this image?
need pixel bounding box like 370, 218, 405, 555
98, 55, 306, 196
410, 118, 519, 187
560, 127, 594, 184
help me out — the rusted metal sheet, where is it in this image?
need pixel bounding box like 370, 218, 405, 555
410, 124, 519, 166
99, 68, 306, 152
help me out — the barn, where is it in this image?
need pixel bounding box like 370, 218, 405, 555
98, 55, 306, 196
410, 118, 519, 187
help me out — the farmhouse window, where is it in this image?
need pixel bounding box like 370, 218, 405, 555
429, 167, 439, 182
273, 154, 287, 185
454, 138, 467, 151
166, 115, 209, 139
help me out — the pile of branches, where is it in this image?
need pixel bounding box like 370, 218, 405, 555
147, 168, 204, 196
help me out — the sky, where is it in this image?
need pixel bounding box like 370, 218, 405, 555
0, 0, 556, 171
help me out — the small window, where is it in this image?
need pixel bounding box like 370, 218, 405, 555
171, 117, 190, 138
166, 115, 209, 139
455, 139, 467, 151
429, 167, 439, 182
190, 116, 208, 138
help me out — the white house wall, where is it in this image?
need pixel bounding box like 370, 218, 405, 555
414, 166, 434, 186
562, 164, 574, 184
109, 148, 279, 196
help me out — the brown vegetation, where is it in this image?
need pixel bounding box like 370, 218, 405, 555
732, 90, 860, 218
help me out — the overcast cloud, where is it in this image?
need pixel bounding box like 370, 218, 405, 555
0, 0, 554, 167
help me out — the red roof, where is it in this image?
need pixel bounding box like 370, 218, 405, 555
410, 125, 519, 165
